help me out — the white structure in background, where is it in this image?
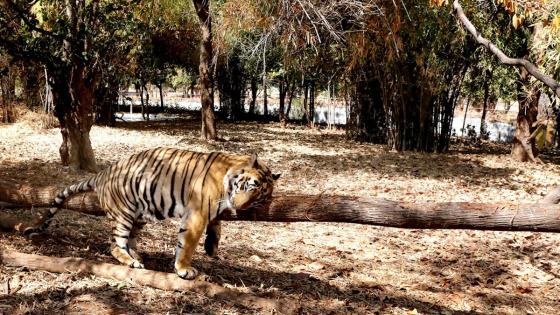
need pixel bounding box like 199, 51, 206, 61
121, 88, 553, 143
451, 117, 515, 142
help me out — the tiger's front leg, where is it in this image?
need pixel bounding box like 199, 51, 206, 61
204, 220, 221, 257
174, 213, 206, 279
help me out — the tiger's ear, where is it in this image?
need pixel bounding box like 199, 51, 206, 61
250, 152, 258, 167
272, 173, 281, 181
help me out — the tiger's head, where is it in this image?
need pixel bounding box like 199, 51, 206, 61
224, 153, 280, 211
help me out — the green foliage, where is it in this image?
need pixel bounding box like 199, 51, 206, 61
169, 68, 197, 91
458, 3, 530, 105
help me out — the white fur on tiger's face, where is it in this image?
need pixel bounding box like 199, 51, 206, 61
223, 153, 280, 211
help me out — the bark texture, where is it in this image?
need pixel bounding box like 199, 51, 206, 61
53, 0, 98, 172
511, 68, 541, 162
0, 250, 296, 313
2, 180, 560, 233
278, 75, 288, 126
193, 0, 217, 140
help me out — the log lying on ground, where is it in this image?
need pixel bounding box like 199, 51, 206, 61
0, 249, 296, 313
0, 179, 102, 216
2, 179, 560, 232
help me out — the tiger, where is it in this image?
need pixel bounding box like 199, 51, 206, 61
24, 148, 280, 279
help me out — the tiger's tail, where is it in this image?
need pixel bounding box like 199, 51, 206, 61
23, 175, 99, 237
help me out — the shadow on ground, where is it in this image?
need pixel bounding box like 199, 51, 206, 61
3, 210, 544, 314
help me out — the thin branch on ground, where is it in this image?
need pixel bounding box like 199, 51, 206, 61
0, 249, 297, 313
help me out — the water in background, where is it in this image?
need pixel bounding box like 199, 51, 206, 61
119, 97, 516, 142
452, 116, 515, 142
120, 98, 347, 125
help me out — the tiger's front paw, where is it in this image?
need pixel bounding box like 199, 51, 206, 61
129, 260, 145, 269
129, 249, 144, 265
175, 265, 198, 280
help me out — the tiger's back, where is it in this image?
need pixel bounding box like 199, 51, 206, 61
97, 148, 247, 222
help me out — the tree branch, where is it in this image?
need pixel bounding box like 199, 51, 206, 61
0, 250, 296, 313
452, 0, 560, 98
0, 36, 56, 65
3, 0, 64, 40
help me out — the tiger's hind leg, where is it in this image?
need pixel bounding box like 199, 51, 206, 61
204, 220, 221, 257
128, 219, 147, 265
110, 218, 145, 269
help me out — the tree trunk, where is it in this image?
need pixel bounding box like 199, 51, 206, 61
53, 0, 95, 172
0, 250, 295, 313
158, 83, 164, 109
3, 180, 560, 233
262, 46, 268, 118
0, 179, 103, 219
95, 77, 118, 127
327, 80, 332, 130
556, 109, 560, 148
216, 54, 244, 120
139, 84, 145, 118
480, 70, 492, 140
346, 64, 388, 144
286, 79, 296, 120
249, 77, 257, 115
0, 63, 17, 123
193, 0, 217, 140
303, 81, 309, 123
64, 124, 97, 171
189, 78, 196, 98
44, 68, 51, 113
263, 76, 268, 118
511, 68, 540, 162
140, 84, 150, 122
146, 86, 150, 121
278, 75, 288, 126
52, 64, 97, 172
461, 97, 470, 137
21, 62, 43, 110
231, 57, 244, 120
309, 79, 315, 128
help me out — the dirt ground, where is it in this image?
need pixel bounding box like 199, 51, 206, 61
2, 114, 560, 314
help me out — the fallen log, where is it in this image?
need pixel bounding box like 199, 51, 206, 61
0, 179, 102, 216
0, 249, 296, 313
1, 179, 560, 232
